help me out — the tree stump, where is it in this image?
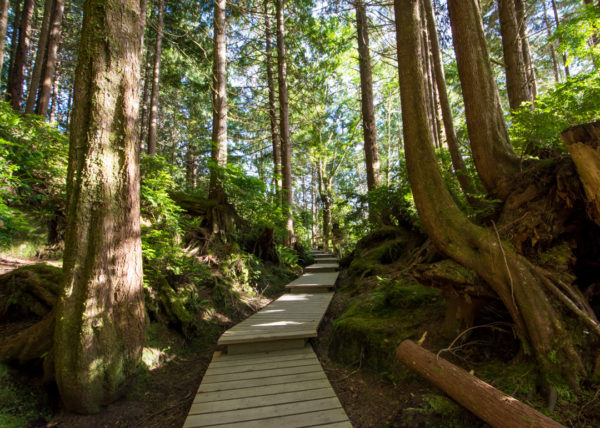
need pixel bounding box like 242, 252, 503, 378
561, 121, 600, 227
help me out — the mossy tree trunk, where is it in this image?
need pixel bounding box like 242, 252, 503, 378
54, 0, 146, 414
276, 0, 295, 246
25, 0, 52, 114
354, 0, 380, 194
0, 0, 9, 74
394, 0, 597, 389
447, 0, 520, 199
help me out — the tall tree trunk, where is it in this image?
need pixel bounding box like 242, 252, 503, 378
54, 0, 146, 414
515, 0, 537, 100
551, 0, 570, 78
543, 0, 561, 82
0, 0, 9, 74
7, 0, 34, 110
419, 2, 440, 149
185, 143, 196, 189
423, 0, 478, 203
139, 46, 152, 150
276, 0, 294, 246
354, 0, 380, 193
209, 0, 227, 200
48, 56, 60, 122
394, 0, 592, 391
264, 0, 281, 202
36, 0, 64, 117
497, 0, 531, 109
447, 0, 520, 199
317, 160, 332, 251
147, 0, 164, 156
26, 0, 53, 114
7, 0, 20, 82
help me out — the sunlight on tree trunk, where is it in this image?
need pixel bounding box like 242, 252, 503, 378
54, 0, 146, 414
147, 0, 164, 156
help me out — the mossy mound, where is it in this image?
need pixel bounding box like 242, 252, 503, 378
329, 276, 445, 382
0, 363, 51, 427
0, 264, 62, 321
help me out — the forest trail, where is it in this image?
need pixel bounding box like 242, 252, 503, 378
183, 249, 352, 428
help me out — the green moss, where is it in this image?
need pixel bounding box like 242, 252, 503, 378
329, 278, 445, 381
0, 364, 51, 427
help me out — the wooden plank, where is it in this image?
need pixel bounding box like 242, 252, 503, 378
198, 370, 327, 392
227, 339, 308, 354
286, 272, 339, 288
188, 387, 336, 415
183, 397, 342, 427
208, 353, 316, 369
202, 362, 323, 384
209, 346, 311, 363
205, 358, 320, 378
312, 422, 354, 427
305, 263, 338, 273
208, 408, 350, 428
193, 379, 332, 403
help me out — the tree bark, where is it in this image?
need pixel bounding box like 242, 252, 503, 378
139, 46, 152, 149
276, 0, 294, 246
7, 0, 34, 110
48, 56, 60, 122
185, 144, 196, 189
497, 0, 531, 109
147, 0, 164, 156
0, 0, 9, 74
25, 0, 53, 114
515, 0, 537, 100
54, 0, 146, 414
355, 0, 380, 193
264, 0, 281, 202
394, 0, 591, 390
551, 0, 570, 78
7, 0, 20, 82
422, 0, 477, 204
543, 0, 561, 82
36, 0, 64, 117
396, 341, 564, 428
447, 0, 520, 199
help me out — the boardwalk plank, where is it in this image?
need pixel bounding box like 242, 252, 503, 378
183, 397, 342, 427
198, 370, 327, 392
193, 379, 332, 403
188, 387, 336, 414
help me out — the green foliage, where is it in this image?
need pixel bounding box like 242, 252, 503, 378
510, 74, 600, 154
0, 364, 51, 427
275, 244, 299, 270
555, 6, 600, 71
0, 102, 67, 246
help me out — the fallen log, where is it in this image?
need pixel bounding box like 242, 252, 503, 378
396, 340, 564, 428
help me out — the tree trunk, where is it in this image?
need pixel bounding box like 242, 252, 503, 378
497, 0, 531, 109
48, 56, 60, 122
185, 144, 196, 189
54, 0, 146, 414
560, 122, 600, 228
447, 0, 520, 199
551, 0, 570, 78
139, 46, 152, 149
276, 0, 294, 246
264, 0, 281, 202
317, 160, 332, 251
147, 0, 164, 156
7, 0, 34, 110
394, 0, 594, 390
355, 0, 380, 193
36, 0, 64, 117
7, 0, 20, 82
515, 0, 537, 100
543, 0, 561, 82
396, 341, 564, 428
422, 0, 478, 204
0, 0, 9, 74
26, 0, 53, 114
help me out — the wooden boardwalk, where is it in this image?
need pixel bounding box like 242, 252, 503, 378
183, 249, 350, 427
